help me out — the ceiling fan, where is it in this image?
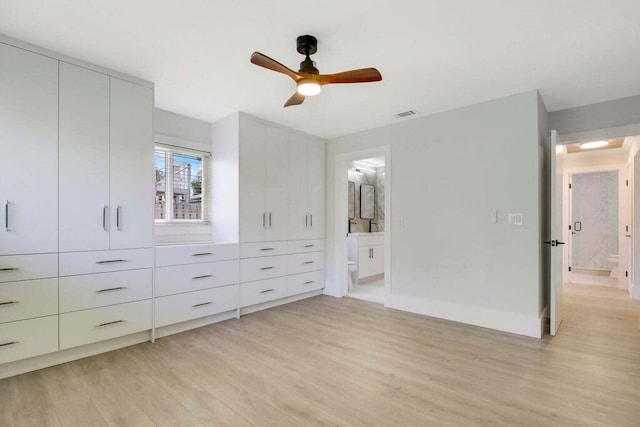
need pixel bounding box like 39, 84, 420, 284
250, 35, 382, 107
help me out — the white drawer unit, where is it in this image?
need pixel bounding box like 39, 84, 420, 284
0, 253, 58, 283
287, 251, 324, 276
240, 255, 288, 283
59, 299, 152, 350
59, 248, 153, 276
155, 243, 239, 267
0, 316, 59, 365
240, 277, 288, 308
0, 278, 58, 324
240, 241, 288, 259
155, 260, 239, 297
287, 271, 324, 296
59, 268, 152, 313
358, 234, 385, 247
155, 285, 239, 328
287, 239, 324, 254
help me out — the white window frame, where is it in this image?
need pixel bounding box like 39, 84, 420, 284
154, 142, 211, 224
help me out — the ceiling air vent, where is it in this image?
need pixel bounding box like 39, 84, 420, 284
394, 110, 416, 118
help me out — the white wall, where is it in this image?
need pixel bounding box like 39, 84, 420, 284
326, 90, 545, 337
154, 108, 211, 147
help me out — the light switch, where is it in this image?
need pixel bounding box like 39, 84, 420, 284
508, 213, 524, 226
491, 209, 498, 224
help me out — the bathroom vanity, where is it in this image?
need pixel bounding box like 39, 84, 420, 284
347, 232, 384, 284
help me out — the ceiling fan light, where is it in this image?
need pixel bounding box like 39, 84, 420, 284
297, 79, 321, 96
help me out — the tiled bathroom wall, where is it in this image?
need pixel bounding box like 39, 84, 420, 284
571, 171, 618, 270
348, 163, 385, 233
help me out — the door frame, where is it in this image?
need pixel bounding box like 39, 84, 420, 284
333, 146, 392, 303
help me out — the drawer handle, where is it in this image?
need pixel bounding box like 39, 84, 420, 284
192, 274, 213, 280
96, 319, 126, 328
260, 266, 275, 270
304, 261, 315, 264
260, 289, 274, 294
95, 286, 127, 293
95, 259, 127, 264
0, 267, 19, 271
0, 300, 19, 306
193, 301, 213, 308
192, 252, 214, 257
260, 248, 275, 251
304, 244, 315, 248
0, 341, 19, 348
303, 281, 315, 285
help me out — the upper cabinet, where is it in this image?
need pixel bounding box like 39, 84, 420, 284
59, 63, 153, 252
0, 44, 59, 255
287, 134, 326, 240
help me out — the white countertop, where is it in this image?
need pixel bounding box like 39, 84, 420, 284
347, 232, 384, 237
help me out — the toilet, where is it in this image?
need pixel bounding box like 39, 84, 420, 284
347, 260, 357, 290
607, 254, 619, 279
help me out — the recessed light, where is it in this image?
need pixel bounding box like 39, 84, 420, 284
579, 140, 609, 149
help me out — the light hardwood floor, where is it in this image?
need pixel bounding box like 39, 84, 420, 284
1, 285, 639, 427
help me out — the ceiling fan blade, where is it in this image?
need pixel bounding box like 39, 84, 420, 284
319, 68, 382, 85
284, 92, 305, 107
250, 52, 300, 81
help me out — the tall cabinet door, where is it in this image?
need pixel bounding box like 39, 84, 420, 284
0, 44, 58, 255
109, 78, 153, 250
265, 126, 289, 241
239, 116, 266, 242
287, 132, 308, 240
59, 63, 110, 252
307, 138, 325, 239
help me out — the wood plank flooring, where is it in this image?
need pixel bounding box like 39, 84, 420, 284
1, 285, 639, 426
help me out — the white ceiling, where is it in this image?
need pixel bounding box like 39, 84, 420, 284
2, 1, 640, 139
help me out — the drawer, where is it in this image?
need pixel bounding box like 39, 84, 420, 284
287, 271, 325, 296
60, 248, 153, 276
155, 243, 238, 267
0, 253, 58, 283
287, 239, 325, 254
358, 234, 384, 247
0, 278, 58, 323
240, 255, 288, 283
59, 299, 152, 350
155, 260, 239, 297
155, 285, 238, 328
0, 316, 58, 365
59, 269, 152, 313
240, 277, 287, 308
240, 241, 288, 259
287, 252, 325, 275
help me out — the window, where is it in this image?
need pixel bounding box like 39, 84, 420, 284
155, 146, 209, 222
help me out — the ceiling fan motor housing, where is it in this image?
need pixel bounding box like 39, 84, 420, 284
297, 35, 319, 74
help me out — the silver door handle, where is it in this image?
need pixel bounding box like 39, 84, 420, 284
102, 205, 108, 231
193, 301, 213, 308
0, 267, 19, 271
4, 200, 9, 232
0, 341, 19, 347
310, 214, 313, 227
96, 319, 126, 328
305, 214, 308, 228
192, 274, 213, 280
269, 212, 272, 228
116, 205, 121, 230
95, 286, 127, 293
263, 212, 266, 228
0, 300, 19, 306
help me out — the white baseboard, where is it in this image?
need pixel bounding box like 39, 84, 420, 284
322, 279, 343, 297
387, 294, 543, 339
631, 285, 640, 300
0, 331, 152, 380
154, 310, 238, 339
240, 289, 323, 315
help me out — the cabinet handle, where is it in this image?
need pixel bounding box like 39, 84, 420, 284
303, 281, 315, 285
304, 244, 315, 248
260, 289, 274, 293
305, 214, 308, 228
269, 212, 272, 228
191, 252, 214, 257
0, 267, 19, 272
260, 247, 275, 251
304, 261, 315, 264
116, 205, 121, 230
0, 341, 19, 348
102, 205, 108, 231
260, 266, 274, 270
192, 274, 213, 280
95, 259, 127, 264
4, 200, 9, 232
0, 300, 19, 306
310, 214, 313, 227
263, 212, 266, 228
193, 301, 213, 308
95, 286, 127, 293
370, 248, 373, 258
96, 319, 126, 328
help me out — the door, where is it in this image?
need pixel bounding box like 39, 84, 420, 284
109, 77, 153, 249
239, 116, 266, 242
0, 44, 58, 255
358, 246, 374, 279
59, 62, 110, 252
287, 132, 308, 240
265, 126, 289, 241
549, 130, 565, 336
307, 137, 325, 239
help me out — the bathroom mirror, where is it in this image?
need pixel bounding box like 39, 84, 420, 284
360, 184, 375, 219
348, 181, 356, 219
